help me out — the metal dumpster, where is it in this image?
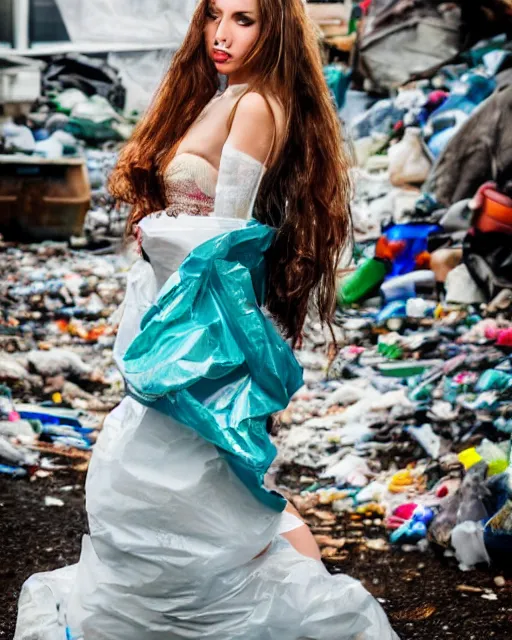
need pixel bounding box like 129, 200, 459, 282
0, 154, 91, 241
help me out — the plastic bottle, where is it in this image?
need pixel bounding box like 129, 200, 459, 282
337, 258, 388, 306
381, 270, 436, 303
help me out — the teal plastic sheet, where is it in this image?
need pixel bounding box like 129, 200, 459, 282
123, 221, 304, 511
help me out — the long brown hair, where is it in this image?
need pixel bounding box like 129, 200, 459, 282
110, 0, 352, 343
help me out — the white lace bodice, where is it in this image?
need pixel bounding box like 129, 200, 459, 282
164, 153, 218, 218
163, 144, 266, 221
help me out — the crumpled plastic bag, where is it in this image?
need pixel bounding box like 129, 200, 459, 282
388, 128, 432, 187
123, 221, 304, 511
429, 461, 491, 547
451, 521, 491, 570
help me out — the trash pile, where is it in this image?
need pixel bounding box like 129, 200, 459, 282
1, 53, 133, 159
275, 307, 512, 570
0, 239, 131, 479
0, 53, 133, 244
0, 0, 511, 579
272, 22, 512, 573
83, 148, 128, 241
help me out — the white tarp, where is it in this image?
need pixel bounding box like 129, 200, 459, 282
54, 0, 197, 47
108, 50, 174, 115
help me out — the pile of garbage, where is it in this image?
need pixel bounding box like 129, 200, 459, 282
0, 1, 511, 577
274, 303, 512, 570
0, 238, 131, 478
83, 148, 128, 241
1, 53, 133, 160
272, 28, 512, 572
0, 53, 132, 244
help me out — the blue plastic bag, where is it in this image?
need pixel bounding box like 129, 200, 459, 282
383, 223, 441, 277
123, 222, 304, 511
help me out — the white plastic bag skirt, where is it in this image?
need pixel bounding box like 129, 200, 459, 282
15, 215, 399, 639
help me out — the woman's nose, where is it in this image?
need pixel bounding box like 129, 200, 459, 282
215, 19, 231, 46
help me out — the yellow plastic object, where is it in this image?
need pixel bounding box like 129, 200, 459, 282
355, 503, 386, 517
477, 440, 509, 476
487, 458, 508, 476
388, 469, 415, 493
458, 447, 483, 470
318, 490, 350, 505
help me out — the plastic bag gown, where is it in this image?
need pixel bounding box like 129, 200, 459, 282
15, 140, 398, 639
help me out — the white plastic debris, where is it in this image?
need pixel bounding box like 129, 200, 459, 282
44, 497, 65, 508
321, 454, 372, 487
28, 349, 92, 377
451, 521, 491, 571
406, 424, 441, 459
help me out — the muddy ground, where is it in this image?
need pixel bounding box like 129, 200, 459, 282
1, 470, 511, 640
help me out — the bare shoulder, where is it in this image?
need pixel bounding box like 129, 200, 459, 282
239, 90, 284, 120
234, 92, 275, 126
231, 91, 286, 159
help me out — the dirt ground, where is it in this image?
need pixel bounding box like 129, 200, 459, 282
1, 470, 511, 640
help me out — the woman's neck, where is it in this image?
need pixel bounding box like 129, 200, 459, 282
227, 72, 255, 87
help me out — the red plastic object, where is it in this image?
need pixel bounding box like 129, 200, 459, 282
415, 251, 431, 269
436, 485, 449, 498
375, 236, 406, 261
360, 0, 373, 14
485, 326, 512, 347
427, 90, 449, 108
394, 503, 418, 521
385, 515, 406, 531
496, 328, 512, 347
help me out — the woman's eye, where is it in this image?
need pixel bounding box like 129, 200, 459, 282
237, 16, 254, 26
206, 9, 219, 20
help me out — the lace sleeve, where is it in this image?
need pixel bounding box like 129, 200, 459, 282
212, 143, 266, 220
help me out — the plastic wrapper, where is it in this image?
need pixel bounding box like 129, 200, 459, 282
451, 521, 491, 570
388, 128, 432, 188
123, 220, 304, 510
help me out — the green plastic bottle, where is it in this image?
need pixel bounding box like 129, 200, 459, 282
337, 258, 388, 306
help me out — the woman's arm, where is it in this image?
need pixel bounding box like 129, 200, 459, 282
212, 92, 282, 220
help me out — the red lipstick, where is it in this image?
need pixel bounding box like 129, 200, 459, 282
212, 50, 231, 64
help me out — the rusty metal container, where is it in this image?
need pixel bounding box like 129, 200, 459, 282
0, 154, 91, 241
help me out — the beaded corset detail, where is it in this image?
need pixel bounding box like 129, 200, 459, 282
164, 153, 218, 218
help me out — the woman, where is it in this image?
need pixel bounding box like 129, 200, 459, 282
15, 1, 398, 638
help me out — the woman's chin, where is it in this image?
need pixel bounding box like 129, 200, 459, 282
214, 61, 234, 71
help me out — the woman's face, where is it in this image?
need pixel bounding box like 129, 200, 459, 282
205, 0, 261, 83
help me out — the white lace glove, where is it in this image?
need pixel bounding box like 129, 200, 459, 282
212, 143, 266, 220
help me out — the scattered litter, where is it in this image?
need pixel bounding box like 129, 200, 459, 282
44, 497, 65, 508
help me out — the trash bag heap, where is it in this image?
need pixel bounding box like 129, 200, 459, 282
272, 3, 512, 572
0, 52, 133, 243
0, 238, 130, 478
